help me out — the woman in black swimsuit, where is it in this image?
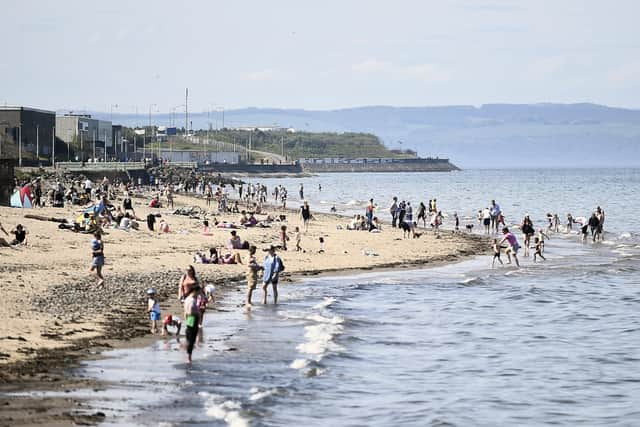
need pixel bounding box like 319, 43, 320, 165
520, 215, 535, 257
300, 201, 311, 232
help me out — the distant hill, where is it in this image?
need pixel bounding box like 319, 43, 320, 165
98, 103, 640, 168
200, 129, 414, 160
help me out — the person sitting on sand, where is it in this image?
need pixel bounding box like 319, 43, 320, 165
238, 211, 249, 224
149, 195, 161, 208
158, 219, 170, 233
243, 213, 258, 227
10, 224, 28, 245
229, 230, 249, 250
369, 217, 382, 233
0, 223, 27, 247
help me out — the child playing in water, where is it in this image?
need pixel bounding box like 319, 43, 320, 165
280, 225, 289, 250
162, 314, 182, 336
491, 238, 503, 268
537, 229, 550, 253
147, 288, 161, 334
532, 237, 546, 263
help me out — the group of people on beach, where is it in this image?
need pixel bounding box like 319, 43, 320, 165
3, 171, 613, 365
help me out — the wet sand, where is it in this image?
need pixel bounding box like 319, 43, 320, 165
0, 190, 485, 426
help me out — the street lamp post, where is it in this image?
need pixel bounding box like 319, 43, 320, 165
52, 126, 56, 168
36, 124, 39, 161
148, 103, 157, 163
80, 129, 84, 163
18, 124, 22, 167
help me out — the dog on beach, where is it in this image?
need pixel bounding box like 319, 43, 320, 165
465, 224, 474, 233
399, 221, 412, 238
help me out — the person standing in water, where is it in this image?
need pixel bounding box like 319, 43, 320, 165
262, 246, 284, 304
246, 246, 263, 306
299, 183, 304, 200
490, 200, 501, 233
499, 227, 520, 267
183, 285, 203, 363
491, 238, 504, 268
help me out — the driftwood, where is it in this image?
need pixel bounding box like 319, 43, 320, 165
24, 214, 68, 224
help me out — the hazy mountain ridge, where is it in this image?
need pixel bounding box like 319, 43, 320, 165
97, 103, 640, 168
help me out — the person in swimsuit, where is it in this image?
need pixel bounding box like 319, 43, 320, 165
246, 245, 263, 306
178, 265, 199, 302
491, 238, 504, 268
520, 215, 535, 257
300, 201, 311, 232
532, 237, 546, 263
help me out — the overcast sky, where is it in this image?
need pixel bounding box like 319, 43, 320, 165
3, 0, 640, 113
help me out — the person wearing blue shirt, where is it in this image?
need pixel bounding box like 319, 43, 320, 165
262, 246, 283, 304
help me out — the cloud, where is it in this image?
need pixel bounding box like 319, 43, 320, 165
351, 59, 450, 83
243, 69, 276, 81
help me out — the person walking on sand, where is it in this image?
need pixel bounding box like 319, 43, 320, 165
262, 246, 284, 305
300, 201, 311, 232
90, 231, 105, 286
499, 227, 520, 267
417, 202, 427, 228
246, 246, 263, 306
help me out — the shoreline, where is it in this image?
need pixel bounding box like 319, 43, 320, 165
0, 190, 486, 426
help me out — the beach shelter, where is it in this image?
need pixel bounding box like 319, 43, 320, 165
10, 185, 33, 208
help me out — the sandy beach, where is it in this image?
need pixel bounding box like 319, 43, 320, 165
0, 186, 485, 425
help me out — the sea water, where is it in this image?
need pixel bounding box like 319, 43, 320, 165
13, 169, 640, 426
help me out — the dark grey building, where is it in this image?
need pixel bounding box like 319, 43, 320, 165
0, 106, 56, 165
